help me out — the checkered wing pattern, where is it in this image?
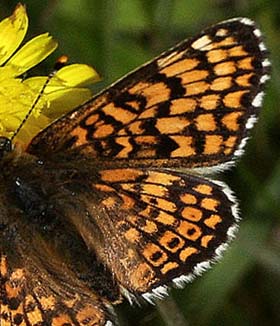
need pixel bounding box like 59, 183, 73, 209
28, 18, 269, 172
85, 168, 238, 299
0, 249, 115, 326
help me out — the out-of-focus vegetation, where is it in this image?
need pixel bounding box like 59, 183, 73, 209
1, 1, 279, 325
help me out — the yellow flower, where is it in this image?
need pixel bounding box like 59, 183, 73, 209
0, 4, 99, 144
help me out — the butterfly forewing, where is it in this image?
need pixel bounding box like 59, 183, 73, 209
28, 18, 269, 172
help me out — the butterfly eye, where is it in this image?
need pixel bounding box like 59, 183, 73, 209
0, 137, 12, 158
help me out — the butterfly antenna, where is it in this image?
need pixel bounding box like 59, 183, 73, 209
10, 55, 69, 142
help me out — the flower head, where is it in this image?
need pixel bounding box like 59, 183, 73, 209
0, 4, 99, 144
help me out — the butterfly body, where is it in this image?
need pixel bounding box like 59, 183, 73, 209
0, 18, 270, 326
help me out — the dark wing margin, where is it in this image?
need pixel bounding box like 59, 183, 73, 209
27, 18, 270, 170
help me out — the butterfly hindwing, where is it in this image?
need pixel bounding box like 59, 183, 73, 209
0, 243, 115, 326
28, 18, 269, 172
70, 167, 238, 299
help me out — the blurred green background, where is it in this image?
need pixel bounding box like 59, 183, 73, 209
1, 1, 279, 325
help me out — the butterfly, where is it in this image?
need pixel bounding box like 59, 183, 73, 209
0, 17, 270, 326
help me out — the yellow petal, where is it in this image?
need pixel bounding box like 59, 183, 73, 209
23, 62, 100, 92
23, 64, 99, 117
5, 33, 58, 77
0, 65, 21, 81
0, 4, 28, 65
23, 76, 93, 118
22, 76, 47, 92
16, 114, 50, 145
0, 78, 34, 113
0, 78, 44, 132
54, 64, 100, 87
46, 88, 92, 118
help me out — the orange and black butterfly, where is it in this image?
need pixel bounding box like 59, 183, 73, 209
0, 18, 270, 326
